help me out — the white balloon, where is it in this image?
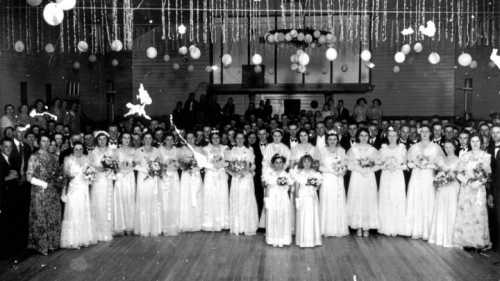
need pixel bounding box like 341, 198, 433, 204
367, 62, 376, 69
252, 54, 263, 65
313, 30, 321, 38
14, 41, 25, 52
401, 44, 411, 55
291, 63, 298, 71
298, 52, 310, 66
178, 46, 188, 56
393, 65, 401, 73
44, 43, 55, 53
290, 29, 298, 37
413, 42, 423, 53
72, 61, 80, 70
111, 59, 119, 67
326, 48, 338, 61
190, 47, 201, 60
285, 34, 292, 42
178, 24, 187, 35
173, 63, 180, 70
77, 41, 89, 53
27, 0, 42, 7
394, 52, 406, 64
318, 36, 326, 45
297, 33, 305, 41
428, 52, 441, 65
290, 54, 297, 63
305, 34, 313, 43
457, 53, 473, 67
88, 54, 97, 63
111, 40, 123, 52
43, 3, 64, 26
298, 64, 306, 73
360, 50, 372, 62
470, 60, 478, 69
56, 0, 76, 11
221, 54, 232, 66
187, 65, 195, 72
146, 47, 158, 59
266, 34, 275, 43
254, 65, 262, 73
163, 54, 170, 62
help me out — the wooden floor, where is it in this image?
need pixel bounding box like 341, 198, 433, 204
1, 232, 500, 281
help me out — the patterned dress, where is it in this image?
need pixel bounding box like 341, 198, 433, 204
27, 150, 63, 255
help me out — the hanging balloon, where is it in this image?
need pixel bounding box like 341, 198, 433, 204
146, 47, 158, 59
285, 33, 292, 42
298, 52, 310, 66
266, 34, 275, 43
428, 52, 441, 65
177, 24, 187, 35
163, 54, 170, 62
313, 30, 321, 39
178, 46, 188, 56
190, 47, 201, 60
211, 65, 219, 72
401, 44, 411, 55
111, 40, 123, 52
413, 42, 423, 53
326, 33, 334, 42
470, 60, 478, 69
304, 34, 313, 43
72, 61, 80, 70
173, 63, 180, 70
457, 53, 473, 67
254, 65, 262, 73
56, 0, 76, 11
394, 52, 406, 64
360, 50, 372, 62
27, 0, 42, 7
43, 3, 64, 26
318, 35, 326, 45
297, 33, 305, 41
111, 59, 119, 67
221, 54, 232, 67
44, 43, 55, 53
291, 63, 298, 71
252, 54, 263, 65
298, 65, 306, 73
290, 29, 298, 37
393, 65, 400, 73
341, 64, 349, 72
77, 41, 89, 53
14, 41, 25, 52
187, 65, 195, 72
366, 62, 376, 69
88, 54, 97, 63
326, 47, 338, 61
276, 33, 285, 42
205, 66, 212, 72
290, 54, 298, 63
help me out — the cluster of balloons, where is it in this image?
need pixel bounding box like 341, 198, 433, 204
265, 29, 337, 48
290, 50, 311, 73
33, 0, 76, 26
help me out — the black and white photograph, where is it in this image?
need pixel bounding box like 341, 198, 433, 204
1, 0, 500, 280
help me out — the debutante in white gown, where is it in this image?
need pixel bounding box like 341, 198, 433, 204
346, 143, 379, 230
378, 144, 408, 236
202, 144, 230, 231
262, 142, 291, 169
428, 156, 460, 247
159, 146, 181, 236
134, 147, 162, 236
293, 169, 322, 248
113, 147, 136, 234
290, 143, 318, 168
60, 155, 94, 248
318, 147, 349, 237
406, 142, 443, 240
227, 146, 259, 235
89, 147, 115, 242
263, 169, 293, 247
178, 146, 203, 231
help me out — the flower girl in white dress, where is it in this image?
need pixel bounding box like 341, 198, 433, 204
346, 128, 380, 237
406, 125, 444, 240
159, 133, 181, 236
378, 129, 408, 236
263, 154, 293, 247
318, 131, 349, 237
60, 143, 94, 248
293, 155, 322, 248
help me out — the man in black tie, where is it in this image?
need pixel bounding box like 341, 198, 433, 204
368, 123, 383, 149
456, 130, 470, 157
283, 124, 299, 149
432, 123, 445, 148
488, 125, 500, 250
0, 138, 19, 258
340, 123, 358, 151
398, 125, 412, 150
252, 128, 269, 222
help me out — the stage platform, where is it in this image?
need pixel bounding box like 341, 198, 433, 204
1, 232, 500, 281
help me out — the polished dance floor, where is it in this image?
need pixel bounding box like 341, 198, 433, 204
1, 232, 500, 281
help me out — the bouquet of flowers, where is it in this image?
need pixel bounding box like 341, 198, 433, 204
409, 155, 434, 169
277, 176, 289, 186
331, 156, 347, 176
179, 158, 198, 171
433, 168, 456, 188
358, 157, 376, 169
163, 158, 178, 170
211, 155, 227, 169
83, 166, 96, 182
146, 158, 164, 179
306, 177, 320, 188
467, 163, 490, 185
101, 155, 119, 173
380, 156, 405, 171
226, 160, 249, 177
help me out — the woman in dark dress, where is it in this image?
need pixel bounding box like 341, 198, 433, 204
26, 134, 63, 255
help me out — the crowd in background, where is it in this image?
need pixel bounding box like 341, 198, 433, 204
1, 94, 500, 260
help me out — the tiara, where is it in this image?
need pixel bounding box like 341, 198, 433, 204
210, 129, 220, 134
94, 130, 110, 138
272, 128, 284, 134
326, 130, 338, 136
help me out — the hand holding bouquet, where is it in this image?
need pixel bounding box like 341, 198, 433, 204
358, 157, 376, 170
212, 155, 227, 169
277, 176, 289, 186
226, 160, 249, 177
467, 163, 490, 186
101, 155, 119, 173
331, 156, 347, 176
179, 158, 198, 171
146, 158, 164, 179
381, 156, 405, 171
433, 168, 456, 188
409, 155, 434, 169
306, 177, 320, 188
83, 166, 97, 182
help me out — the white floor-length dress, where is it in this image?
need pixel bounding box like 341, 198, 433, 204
113, 147, 136, 234
429, 156, 459, 247
293, 169, 322, 248
159, 146, 181, 236
406, 142, 444, 240
60, 155, 94, 248
346, 143, 379, 230
89, 147, 115, 242
227, 146, 259, 235
263, 169, 293, 247
318, 147, 349, 237
378, 144, 408, 236
134, 147, 162, 236
202, 144, 230, 231
178, 146, 203, 231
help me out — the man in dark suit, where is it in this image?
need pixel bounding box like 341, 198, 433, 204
456, 130, 470, 157
368, 124, 384, 149
488, 125, 500, 250
432, 123, 445, 148
253, 128, 269, 222
340, 123, 358, 151
282, 124, 299, 149
0, 138, 20, 258
336, 99, 350, 121
398, 124, 412, 150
